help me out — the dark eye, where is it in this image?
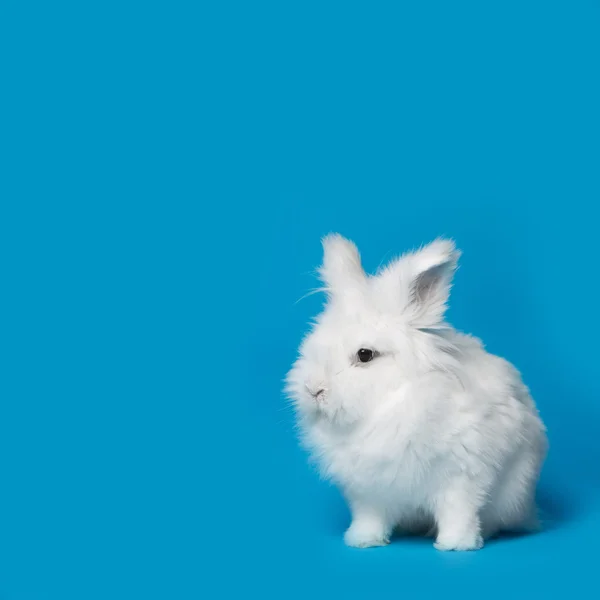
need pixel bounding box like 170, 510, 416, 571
357, 348, 374, 363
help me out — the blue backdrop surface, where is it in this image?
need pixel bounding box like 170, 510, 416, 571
1, 1, 600, 598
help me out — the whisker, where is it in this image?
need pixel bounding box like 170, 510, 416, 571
376, 249, 394, 272
294, 287, 327, 305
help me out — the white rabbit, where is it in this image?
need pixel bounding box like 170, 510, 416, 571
285, 234, 547, 551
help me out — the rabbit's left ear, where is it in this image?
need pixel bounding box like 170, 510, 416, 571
406, 239, 460, 328
319, 234, 366, 296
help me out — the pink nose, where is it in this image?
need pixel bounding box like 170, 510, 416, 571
305, 384, 325, 399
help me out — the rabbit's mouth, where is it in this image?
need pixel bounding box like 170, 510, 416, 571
305, 384, 327, 403
314, 389, 325, 402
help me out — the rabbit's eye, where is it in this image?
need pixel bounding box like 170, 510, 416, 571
357, 348, 374, 363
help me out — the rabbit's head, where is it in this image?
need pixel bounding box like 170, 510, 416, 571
286, 234, 460, 426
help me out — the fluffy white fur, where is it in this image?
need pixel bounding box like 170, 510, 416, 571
285, 235, 547, 551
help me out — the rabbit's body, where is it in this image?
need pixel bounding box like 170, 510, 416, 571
286, 236, 547, 551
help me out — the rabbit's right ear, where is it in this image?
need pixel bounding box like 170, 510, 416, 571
319, 234, 366, 296
374, 238, 459, 328
405, 239, 460, 328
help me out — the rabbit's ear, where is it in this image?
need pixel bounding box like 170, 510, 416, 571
319, 234, 366, 295
405, 239, 460, 328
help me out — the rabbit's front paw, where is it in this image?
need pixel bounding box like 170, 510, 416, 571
434, 531, 483, 552
344, 519, 390, 548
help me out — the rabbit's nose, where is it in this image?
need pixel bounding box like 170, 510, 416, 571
305, 384, 325, 400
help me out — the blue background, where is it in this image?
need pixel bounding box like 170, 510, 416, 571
1, 1, 599, 598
